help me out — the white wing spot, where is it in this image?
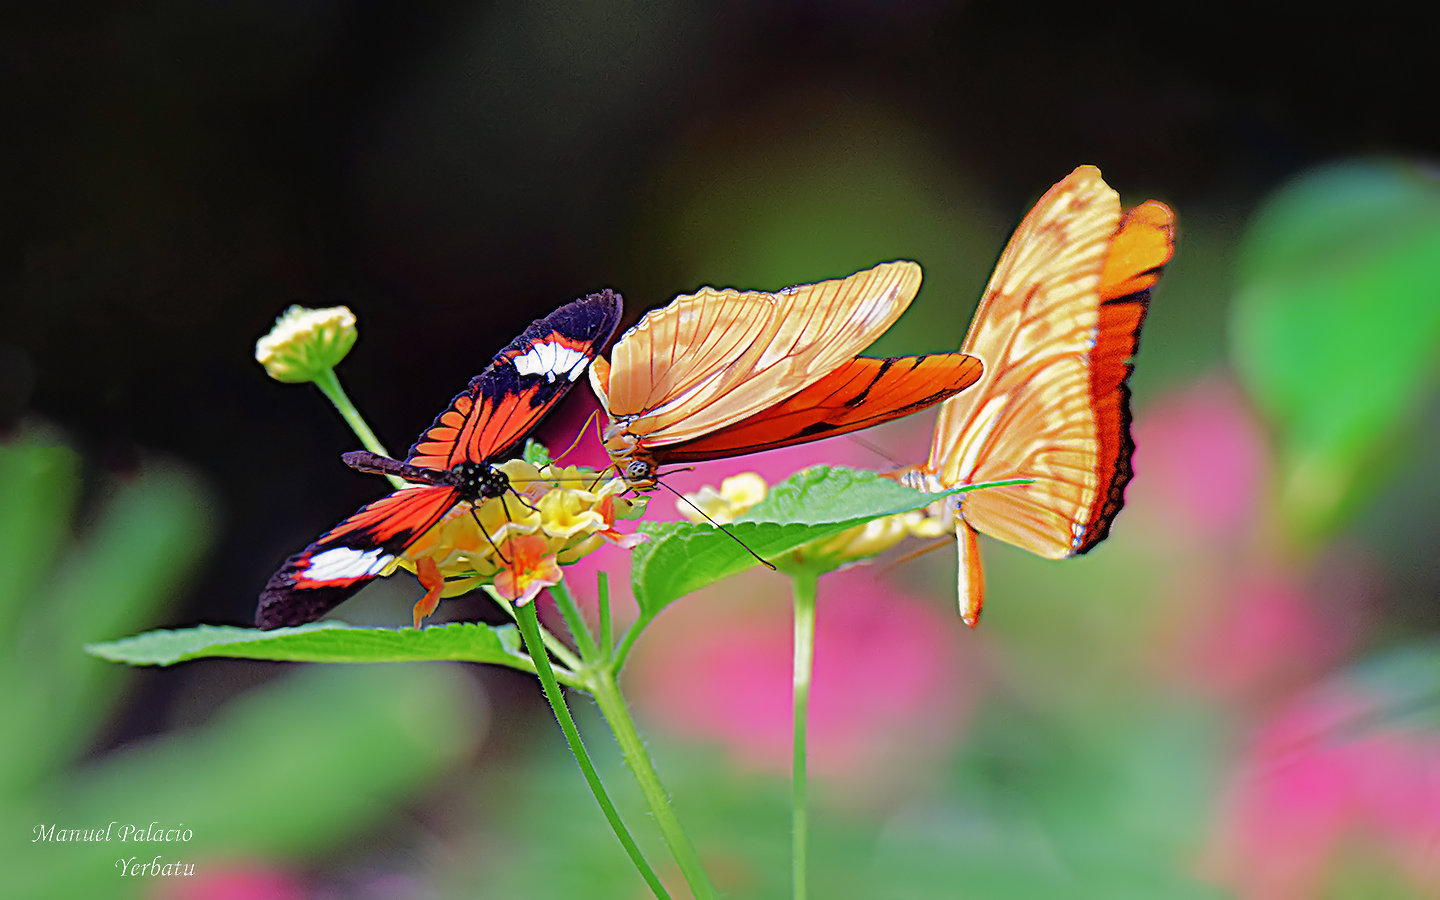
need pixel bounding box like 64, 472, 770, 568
305, 547, 394, 582
515, 341, 590, 382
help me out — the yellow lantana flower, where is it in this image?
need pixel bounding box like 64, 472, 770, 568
394, 459, 645, 624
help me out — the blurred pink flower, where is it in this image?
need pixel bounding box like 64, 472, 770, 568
1157, 564, 1367, 707
1204, 685, 1440, 898
626, 566, 979, 784
1127, 376, 1269, 545
152, 865, 306, 900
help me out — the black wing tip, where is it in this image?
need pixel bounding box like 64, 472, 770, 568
255, 582, 355, 630
255, 551, 368, 630
570, 288, 624, 343
582, 287, 624, 311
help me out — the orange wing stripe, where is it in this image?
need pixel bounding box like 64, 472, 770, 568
471, 384, 547, 461
1082, 199, 1176, 548
324, 484, 460, 546
654, 353, 983, 463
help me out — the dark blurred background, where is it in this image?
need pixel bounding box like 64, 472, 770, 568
7, 4, 1440, 897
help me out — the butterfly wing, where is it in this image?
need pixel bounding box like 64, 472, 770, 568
256, 484, 460, 629
656, 352, 983, 462
257, 290, 623, 629
926, 166, 1174, 622
594, 261, 923, 448
408, 289, 624, 470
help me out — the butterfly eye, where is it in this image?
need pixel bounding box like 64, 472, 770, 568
625, 460, 654, 484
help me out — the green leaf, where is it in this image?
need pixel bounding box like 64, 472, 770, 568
1231, 160, 1440, 543
731, 465, 939, 524
629, 466, 959, 617
86, 620, 527, 667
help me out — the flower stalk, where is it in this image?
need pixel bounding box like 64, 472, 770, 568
790, 569, 818, 900
514, 601, 672, 900
588, 663, 718, 900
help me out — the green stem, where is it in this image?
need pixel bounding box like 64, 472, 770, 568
550, 580, 599, 663
597, 571, 612, 653
485, 587, 584, 673
590, 666, 717, 900
311, 366, 405, 489
484, 646, 584, 690
613, 613, 650, 672
514, 603, 671, 900
790, 570, 819, 900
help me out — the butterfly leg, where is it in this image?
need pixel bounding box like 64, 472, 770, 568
585, 462, 621, 493
506, 486, 541, 515
412, 556, 445, 628
552, 409, 602, 464
467, 505, 511, 566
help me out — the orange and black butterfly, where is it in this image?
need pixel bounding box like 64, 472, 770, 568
589, 261, 985, 489
256, 291, 623, 630
896, 165, 1176, 626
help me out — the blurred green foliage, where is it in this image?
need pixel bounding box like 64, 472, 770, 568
451, 713, 1228, 900
1231, 161, 1440, 545
3, 434, 486, 899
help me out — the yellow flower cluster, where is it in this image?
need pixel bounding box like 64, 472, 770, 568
395, 459, 646, 614
255, 305, 358, 383
679, 472, 949, 571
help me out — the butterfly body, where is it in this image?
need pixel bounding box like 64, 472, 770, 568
256, 290, 622, 630
897, 166, 1175, 625
589, 261, 985, 489
340, 450, 512, 498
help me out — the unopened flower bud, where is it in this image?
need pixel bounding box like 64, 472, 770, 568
255, 305, 357, 383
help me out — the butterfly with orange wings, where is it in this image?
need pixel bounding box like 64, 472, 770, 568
589, 260, 985, 490
257, 290, 622, 630
896, 165, 1176, 626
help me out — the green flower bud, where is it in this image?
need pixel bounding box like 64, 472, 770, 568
254, 305, 357, 383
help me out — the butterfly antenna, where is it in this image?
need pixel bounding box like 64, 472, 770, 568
468, 504, 510, 566
553, 409, 602, 464
509, 472, 610, 490
657, 479, 777, 571
846, 433, 904, 469
878, 535, 951, 575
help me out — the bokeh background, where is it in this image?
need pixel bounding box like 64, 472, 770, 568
6, 3, 1440, 898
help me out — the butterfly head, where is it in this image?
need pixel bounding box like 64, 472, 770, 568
597, 422, 661, 490
622, 458, 658, 490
